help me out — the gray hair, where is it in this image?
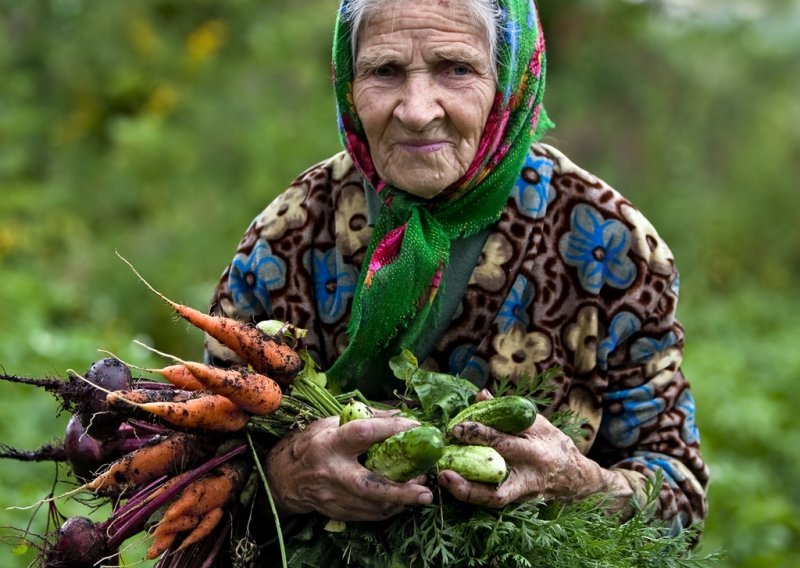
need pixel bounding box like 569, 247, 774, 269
340, 0, 503, 78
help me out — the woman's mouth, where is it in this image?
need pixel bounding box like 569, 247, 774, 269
396, 140, 447, 154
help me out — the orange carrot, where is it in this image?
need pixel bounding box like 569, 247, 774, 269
97, 351, 205, 391
146, 460, 247, 559
147, 528, 178, 560
176, 507, 224, 551
180, 361, 281, 416
117, 253, 303, 385
149, 364, 205, 391
106, 388, 199, 407
138, 394, 251, 432
86, 433, 208, 495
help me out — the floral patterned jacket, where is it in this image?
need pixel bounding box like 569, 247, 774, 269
207, 143, 709, 529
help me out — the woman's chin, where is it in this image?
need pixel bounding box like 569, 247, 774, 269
382, 168, 459, 199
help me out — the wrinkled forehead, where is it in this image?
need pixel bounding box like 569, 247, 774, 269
344, 0, 499, 64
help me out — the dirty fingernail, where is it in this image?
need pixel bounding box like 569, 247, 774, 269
417, 492, 433, 506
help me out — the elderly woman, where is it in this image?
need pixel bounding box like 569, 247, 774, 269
206, 0, 708, 534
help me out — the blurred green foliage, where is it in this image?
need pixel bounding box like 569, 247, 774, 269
1, 0, 798, 566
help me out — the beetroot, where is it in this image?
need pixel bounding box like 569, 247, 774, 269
0, 357, 132, 441
63, 416, 107, 482
43, 516, 111, 568
78, 357, 132, 440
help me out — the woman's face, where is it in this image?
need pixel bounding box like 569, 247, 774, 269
352, 0, 496, 199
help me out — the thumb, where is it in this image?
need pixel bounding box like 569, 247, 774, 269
336, 416, 420, 454
475, 388, 494, 402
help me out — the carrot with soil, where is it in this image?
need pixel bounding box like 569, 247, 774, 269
85, 432, 211, 495
106, 387, 202, 407
98, 350, 207, 391
136, 394, 252, 432
133, 341, 283, 416
117, 252, 304, 384
147, 459, 249, 559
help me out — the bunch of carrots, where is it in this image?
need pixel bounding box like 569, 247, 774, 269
0, 259, 329, 568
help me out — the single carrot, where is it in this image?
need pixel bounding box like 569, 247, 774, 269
86, 433, 208, 495
180, 361, 282, 416
106, 388, 200, 407
97, 350, 205, 391
176, 506, 224, 551
146, 460, 247, 559
117, 253, 304, 385
147, 527, 178, 560
137, 394, 251, 432
152, 364, 205, 391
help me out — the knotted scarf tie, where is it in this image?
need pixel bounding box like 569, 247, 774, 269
327, 0, 553, 389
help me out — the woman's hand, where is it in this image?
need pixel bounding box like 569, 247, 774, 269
266, 413, 434, 521
438, 410, 633, 509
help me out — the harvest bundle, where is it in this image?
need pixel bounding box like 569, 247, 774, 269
0, 262, 720, 567
0, 262, 311, 567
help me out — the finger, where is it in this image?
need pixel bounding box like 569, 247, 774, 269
323, 498, 408, 522
334, 415, 421, 454
451, 422, 529, 461
326, 471, 433, 520
356, 471, 434, 508
451, 421, 504, 446
371, 408, 408, 418
475, 388, 494, 402
437, 470, 513, 509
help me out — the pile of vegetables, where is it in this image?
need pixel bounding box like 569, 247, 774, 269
0, 259, 310, 567
0, 261, 721, 567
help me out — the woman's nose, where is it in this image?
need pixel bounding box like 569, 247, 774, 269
393, 75, 445, 130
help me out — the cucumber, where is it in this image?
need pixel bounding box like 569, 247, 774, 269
437, 445, 508, 484
339, 399, 373, 425
446, 395, 537, 436
365, 425, 445, 482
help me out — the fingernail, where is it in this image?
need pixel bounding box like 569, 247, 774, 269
417, 492, 433, 506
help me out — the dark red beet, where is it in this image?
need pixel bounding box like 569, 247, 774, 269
63, 416, 107, 482
43, 516, 111, 568
78, 358, 132, 440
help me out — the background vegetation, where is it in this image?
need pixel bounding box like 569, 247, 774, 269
1, 0, 798, 566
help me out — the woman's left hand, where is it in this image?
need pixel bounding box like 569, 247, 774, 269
438, 413, 630, 508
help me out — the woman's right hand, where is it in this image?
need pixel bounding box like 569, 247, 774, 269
265, 413, 434, 521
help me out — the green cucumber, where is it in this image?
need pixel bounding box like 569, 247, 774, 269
446, 395, 537, 436
339, 400, 374, 425
437, 445, 508, 484
365, 425, 445, 482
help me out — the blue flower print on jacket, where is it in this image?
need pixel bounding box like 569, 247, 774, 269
629, 331, 678, 365
624, 451, 687, 489
495, 275, 534, 333
597, 311, 641, 370
449, 344, 489, 388
227, 240, 286, 317
600, 382, 666, 448
308, 248, 359, 324
559, 204, 637, 294
512, 155, 555, 219
670, 271, 681, 297
675, 389, 700, 445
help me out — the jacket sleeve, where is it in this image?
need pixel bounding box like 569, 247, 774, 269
589, 264, 709, 532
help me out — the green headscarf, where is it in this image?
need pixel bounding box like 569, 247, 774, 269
327, 0, 552, 388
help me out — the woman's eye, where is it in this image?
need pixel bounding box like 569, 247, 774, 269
374, 65, 394, 78
450, 64, 472, 77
